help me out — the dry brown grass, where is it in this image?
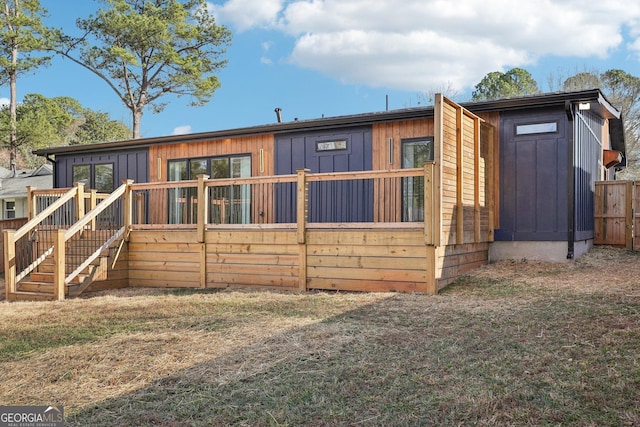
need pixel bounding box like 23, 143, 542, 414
0, 246, 639, 426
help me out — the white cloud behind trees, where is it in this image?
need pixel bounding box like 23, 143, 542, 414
209, 0, 640, 93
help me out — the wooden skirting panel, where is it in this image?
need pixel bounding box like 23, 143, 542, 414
306, 229, 431, 293
128, 231, 202, 288
205, 230, 300, 290
119, 229, 489, 294
435, 242, 489, 290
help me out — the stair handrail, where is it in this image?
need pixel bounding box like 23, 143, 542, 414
63, 182, 127, 241
60, 181, 130, 286
14, 186, 77, 241
11, 186, 80, 283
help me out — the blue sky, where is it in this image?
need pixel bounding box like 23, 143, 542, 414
3, 0, 640, 139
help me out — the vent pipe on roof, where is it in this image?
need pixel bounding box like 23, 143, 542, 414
275, 107, 282, 123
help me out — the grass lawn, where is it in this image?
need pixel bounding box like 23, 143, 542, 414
0, 246, 639, 426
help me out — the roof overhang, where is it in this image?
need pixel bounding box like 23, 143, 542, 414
461, 89, 620, 119
34, 107, 438, 156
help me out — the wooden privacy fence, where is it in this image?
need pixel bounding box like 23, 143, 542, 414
594, 181, 640, 250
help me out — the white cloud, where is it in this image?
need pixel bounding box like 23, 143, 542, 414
172, 125, 192, 135
212, 0, 640, 92
0, 97, 8, 108
208, 0, 284, 31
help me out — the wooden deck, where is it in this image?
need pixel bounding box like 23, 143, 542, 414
5, 95, 496, 300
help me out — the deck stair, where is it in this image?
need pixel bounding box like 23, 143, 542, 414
3, 181, 131, 302
7, 242, 111, 302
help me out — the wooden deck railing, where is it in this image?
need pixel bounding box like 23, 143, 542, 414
129, 165, 438, 241
4, 167, 440, 300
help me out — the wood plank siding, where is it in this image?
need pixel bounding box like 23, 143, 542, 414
149, 134, 275, 182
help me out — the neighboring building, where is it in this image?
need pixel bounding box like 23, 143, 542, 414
34, 89, 625, 262
0, 164, 53, 220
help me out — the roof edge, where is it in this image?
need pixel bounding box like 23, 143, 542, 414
35, 89, 620, 156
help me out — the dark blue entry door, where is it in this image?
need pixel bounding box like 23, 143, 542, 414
275, 127, 373, 223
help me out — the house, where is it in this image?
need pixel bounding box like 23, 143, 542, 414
3, 90, 623, 301
34, 89, 624, 259
0, 164, 53, 219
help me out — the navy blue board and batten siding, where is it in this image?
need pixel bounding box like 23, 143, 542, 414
495, 108, 569, 242
274, 126, 373, 223
54, 148, 149, 189
495, 105, 607, 246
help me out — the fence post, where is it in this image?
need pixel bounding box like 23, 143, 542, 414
27, 186, 36, 220
75, 182, 85, 222
123, 180, 134, 242
4, 230, 16, 299
53, 229, 65, 301
197, 174, 209, 243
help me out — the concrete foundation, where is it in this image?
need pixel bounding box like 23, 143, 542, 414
488, 240, 593, 263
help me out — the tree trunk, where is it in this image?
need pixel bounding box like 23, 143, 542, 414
9, 37, 18, 172
132, 107, 143, 139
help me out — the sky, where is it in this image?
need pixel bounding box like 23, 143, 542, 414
2, 0, 640, 139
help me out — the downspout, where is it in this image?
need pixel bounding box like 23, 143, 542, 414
565, 101, 575, 259
47, 155, 57, 188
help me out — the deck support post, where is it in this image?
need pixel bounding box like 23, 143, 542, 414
123, 180, 134, 242
425, 246, 437, 295
89, 190, 97, 231
424, 162, 436, 245
53, 229, 65, 301
75, 182, 85, 223
296, 169, 309, 244
27, 186, 36, 221
197, 174, 209, 243
4, 230, 16, 299
296, 169, 309, 292
423, 163, 439, 296
474, 118, 481, 243
197, 175, 209, 288
456, 106, 464, 245
135, 193, 144, 225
